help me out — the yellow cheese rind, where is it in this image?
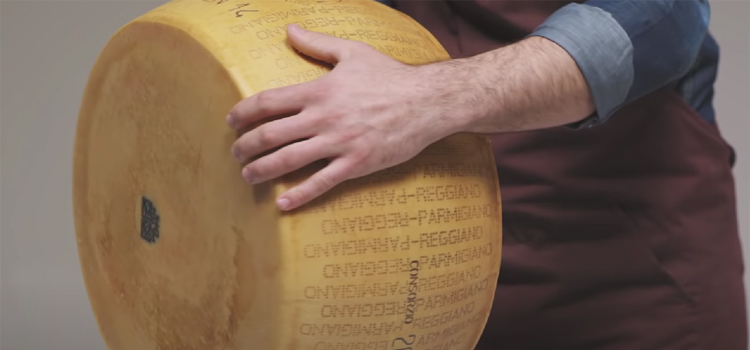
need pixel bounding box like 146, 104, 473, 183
73, 1, 502, 350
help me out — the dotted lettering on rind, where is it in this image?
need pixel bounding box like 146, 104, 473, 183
410, 301, 476, 330
319, 206, 494, 234
140, 196, 160, 244
321, 244, 492, 278
313, 340, 391, 350
422, 163, 487, 178
302, 264, 483, 299
315, 277, 488, 318
300, 321, 406, 337
303, 227, 485, 259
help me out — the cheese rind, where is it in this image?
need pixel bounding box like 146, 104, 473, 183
73, 1, 502, 350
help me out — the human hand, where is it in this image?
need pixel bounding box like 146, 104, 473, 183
226, 24, 466, 211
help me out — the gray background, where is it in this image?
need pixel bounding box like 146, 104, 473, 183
1, 1, 748, 349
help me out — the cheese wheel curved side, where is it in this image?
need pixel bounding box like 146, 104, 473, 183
73, 1, 503, 350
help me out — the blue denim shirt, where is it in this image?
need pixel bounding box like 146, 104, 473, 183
376, 0, 719, 128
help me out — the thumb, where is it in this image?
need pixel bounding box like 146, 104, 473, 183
287, 24, 354, 64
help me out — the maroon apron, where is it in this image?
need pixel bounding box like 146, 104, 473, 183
394, 1, 747, 349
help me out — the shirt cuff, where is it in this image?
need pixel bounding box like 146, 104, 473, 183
529, 3, 634, 129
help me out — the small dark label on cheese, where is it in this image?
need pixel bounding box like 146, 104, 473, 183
140, 196, 160, 244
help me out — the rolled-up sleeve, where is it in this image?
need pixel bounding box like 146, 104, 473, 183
530, 0, 711, 128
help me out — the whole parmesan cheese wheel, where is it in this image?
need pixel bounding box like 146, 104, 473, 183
72, 1, 503, 350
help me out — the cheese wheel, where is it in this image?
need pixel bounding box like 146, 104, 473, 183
72, 1, 503, 349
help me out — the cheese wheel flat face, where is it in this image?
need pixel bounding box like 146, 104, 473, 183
72, 1, 503, 350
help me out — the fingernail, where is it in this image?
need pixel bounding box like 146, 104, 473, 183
242, 167, 256, 183
231, 146, 242, 162
277, 197, 291, 210
288, 23, 303, 33
226, 114, 235, 128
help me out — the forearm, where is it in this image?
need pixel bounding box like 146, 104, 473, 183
422, 36, 594, 134
419, 0, 711, 135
